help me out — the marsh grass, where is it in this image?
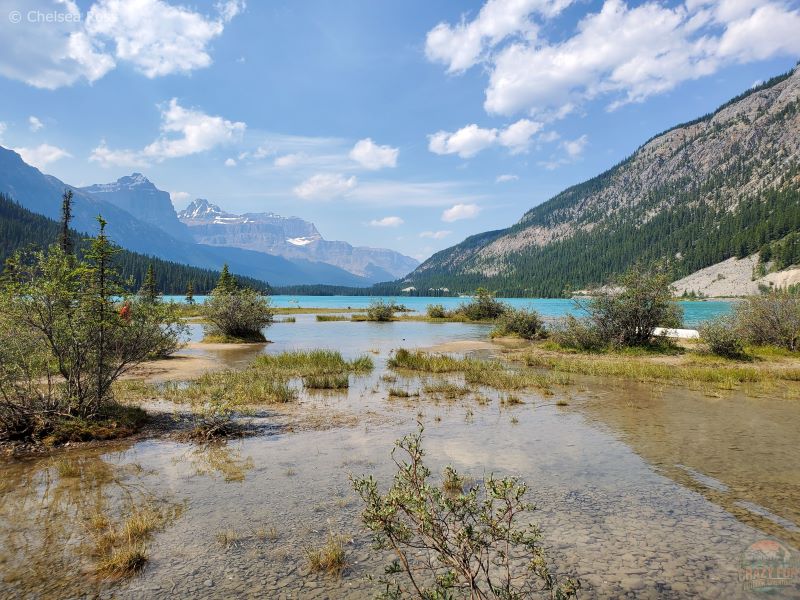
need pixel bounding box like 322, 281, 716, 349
255, 350, 373, 376
500, 394, 523, 406
165, 368, 298, 407
90, 503, 182, 579
423, 380, 471, 398
306, 531, 347, 577
316, 315, 348, 322
304, 374, 350, 390
216, 528, 242, 548
520, 350, 800, 388
95, 543, 147, 578
389, 349, 567, 392
389, 387, 420, 398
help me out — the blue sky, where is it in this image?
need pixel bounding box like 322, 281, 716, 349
0, 0, 798, 261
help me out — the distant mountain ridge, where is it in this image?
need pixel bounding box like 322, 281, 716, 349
0, 147, 371, 287
178, 198, 418, 281
401, 66, 800, 296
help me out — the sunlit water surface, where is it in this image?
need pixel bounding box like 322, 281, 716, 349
1, 317, 798, 599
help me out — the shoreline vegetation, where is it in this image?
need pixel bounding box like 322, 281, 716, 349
3, 217, 800, 594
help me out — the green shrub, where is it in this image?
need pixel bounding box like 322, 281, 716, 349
426, 304, 448, 319
734, 291, 800, 351
365, 299, 398, 321
490, 307, 545, 339
699, 316, 746, 358
0, 220, 184, 441
454, 288, 507, 321
203, 270, 273, 342
351, 426, 580, 598
587, 264, 683, 347
550, 315, 605, 351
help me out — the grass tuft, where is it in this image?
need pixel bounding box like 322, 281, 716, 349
306, 531, 347, 577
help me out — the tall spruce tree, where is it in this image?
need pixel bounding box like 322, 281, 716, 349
139, 263, 159, 303
185, 280, 195, 304
59, 189, 74, 256
215, 264, 237, 295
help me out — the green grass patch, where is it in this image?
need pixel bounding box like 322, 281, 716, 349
304, 374, 350, 390
389, 349, 568, 391
254, 350, 373, 376
316, 315, 348, 322
422, 380, 471, 398
520, 351, 800, 387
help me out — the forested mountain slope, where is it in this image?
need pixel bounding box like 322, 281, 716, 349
0, 193, 269, 294
403, 66, 800, 297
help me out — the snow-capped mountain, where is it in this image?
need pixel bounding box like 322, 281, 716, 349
179, 199, 418, 280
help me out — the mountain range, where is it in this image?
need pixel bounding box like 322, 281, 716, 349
178, 199, 418, 281
0, 149, 416, 287
400, 65, 800, 297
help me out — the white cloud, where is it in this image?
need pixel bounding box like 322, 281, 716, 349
369, 216, 404, 227
0, 122, 6, 141
562, 134, 588, 158
429, 124, 497, 158
498, 119, 542, 153
13, 143, 72, 169
538, 131, 560, 143
350, 180, 486, 208
427, 0, 800, 118
170, 191, 191, 203
92, 99, 246, 166
425, 0, 574, 73
143, 99, 246, 160
349, 138, 399, 170
89, 140, 149, 168
419, 230, 453, 239
496, 174, 518, 183
0, 0, 243, 89
429, 118, 541, 158
274, 152, 307, 168
224, 158, 237, 167
28, 116, 44, 132
293, 173, 357, 200
442, 203, 481, 222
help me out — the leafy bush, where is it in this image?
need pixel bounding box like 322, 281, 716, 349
556, 264, 682, 350
0, 221, 184, 441
550, 315, 605, 351
491, 307, 545, 339
426, 303, 448, 319
203, 266, 273, 342
699, 316, 746, 358
455, 288, 508, 321
587, 264, 683, 347
734, 291, 800, 351
365, 299, 398, 321
351, 426, 579, 599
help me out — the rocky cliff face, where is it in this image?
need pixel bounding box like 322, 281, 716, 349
179, 199, 418, 281
81, 174, 193, 242
406, 66, 800, 295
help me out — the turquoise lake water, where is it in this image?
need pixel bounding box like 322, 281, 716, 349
166, 295, 733, 327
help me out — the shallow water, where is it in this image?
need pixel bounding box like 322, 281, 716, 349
169, 295, 733, 327
2, 320, 798, 599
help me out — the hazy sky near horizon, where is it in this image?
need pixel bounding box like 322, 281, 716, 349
0, 0, 798, 261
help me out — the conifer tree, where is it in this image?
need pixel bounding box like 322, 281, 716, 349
59, 189, 73, 256
185, 280, 195, 304
139, 263, 159, 303
215, 264, 237, 294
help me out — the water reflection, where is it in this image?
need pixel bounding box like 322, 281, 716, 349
0, 445, 180, 598
574, 378, 800, 548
